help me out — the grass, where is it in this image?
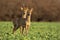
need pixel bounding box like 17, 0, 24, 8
0, 22, 60, 40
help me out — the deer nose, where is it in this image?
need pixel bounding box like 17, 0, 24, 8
23, 13, 25, 14
27, 14, 30, 16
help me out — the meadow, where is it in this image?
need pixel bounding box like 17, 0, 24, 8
0, 22, 60, 40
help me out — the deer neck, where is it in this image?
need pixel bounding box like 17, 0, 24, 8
26, 13, 31, 22
27, 16, 30, 22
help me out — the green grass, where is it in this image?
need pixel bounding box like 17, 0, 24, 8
0, 22, 60, 40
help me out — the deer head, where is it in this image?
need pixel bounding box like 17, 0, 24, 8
27, 8, 33, 16
20, 7, 28, 18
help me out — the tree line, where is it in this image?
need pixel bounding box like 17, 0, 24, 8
0, 0, 60, 22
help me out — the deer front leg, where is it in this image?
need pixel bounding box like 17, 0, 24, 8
25, 25, 30, 35
20, 26, 24, 35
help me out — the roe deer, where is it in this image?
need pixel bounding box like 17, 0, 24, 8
12, 7, 33, 35
13, 7, 28, 34
25, 8, 33, 35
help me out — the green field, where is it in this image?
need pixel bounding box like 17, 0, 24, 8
0, 22, 60, 40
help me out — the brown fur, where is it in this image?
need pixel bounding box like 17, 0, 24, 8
25, 8, 33, 35
12, 7, 33, 35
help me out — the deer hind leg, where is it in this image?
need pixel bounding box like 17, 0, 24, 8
12, 23, 19, 34
13, 26, 16, 34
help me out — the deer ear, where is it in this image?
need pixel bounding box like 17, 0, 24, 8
20, 7, 23, 10
24, 7, 29, 13
26, 8, 29, 11
30, 8, 33, 13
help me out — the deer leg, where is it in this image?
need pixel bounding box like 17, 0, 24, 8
20, 26, 22, 34
13, 26, 16, 34
25, 25, 30, 35
20, 26, 24, 34
13, 26, 20, 34
12, 22, 19, 34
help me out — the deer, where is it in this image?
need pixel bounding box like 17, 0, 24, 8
12, 6, 33, 35
25, 8, 33, 35
12, 6, 28, 34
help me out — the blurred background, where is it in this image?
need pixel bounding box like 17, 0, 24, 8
0, 0, 60, 22
0, 0, 60, 40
